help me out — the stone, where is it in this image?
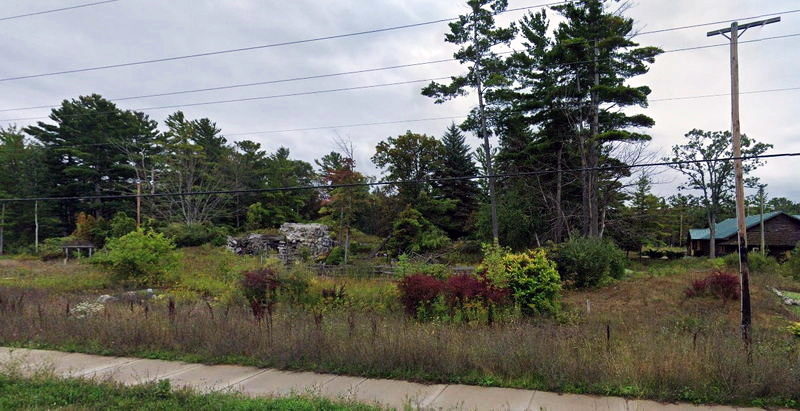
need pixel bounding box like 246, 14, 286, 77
227, 223, 334, 263
96, 294, 117, 303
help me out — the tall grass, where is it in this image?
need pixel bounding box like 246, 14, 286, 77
0, 286, 797, 407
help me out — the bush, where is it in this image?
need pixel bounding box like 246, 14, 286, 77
161, 223, 228, 247
240, 268, 281, 319
784, 244, 800, 280
499, 249, 561, 316
325, 246, 345, 265
553, 237, 627, 288
93, 229, 179, 287
386, 207, 450, 256
684, 270, 740, 301
109, 212, 137, 239
723, 251, 779, 274
394, 254, 449, 279
443, 274, 508, 308
397, 274, 444, 315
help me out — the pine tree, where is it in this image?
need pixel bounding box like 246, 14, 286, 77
422, 0, 516, 243
434, 123, 480, 238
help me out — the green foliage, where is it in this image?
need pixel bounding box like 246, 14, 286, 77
109, 212, 137, 239
386, 207, 450, 256
784, 244, 800, 281
553, 237, 627, 288
484, 248, 561, 315
787, 322, 800, 338
325, 246, 345, 265
722, 251, 779, 274
93, 229, 179, 287
0, 375, 379, 410
479, 242, 511, 287
394, 254, 449, 279
161, 223, 228, 247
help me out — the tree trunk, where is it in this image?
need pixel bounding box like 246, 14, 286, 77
554, 144, 565, 242
589, 39, 601, 238
473, 21, 499, 244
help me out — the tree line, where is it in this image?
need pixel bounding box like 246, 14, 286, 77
0, 0, 789, 256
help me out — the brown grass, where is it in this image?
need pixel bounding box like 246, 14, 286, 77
0, 275, 798, 406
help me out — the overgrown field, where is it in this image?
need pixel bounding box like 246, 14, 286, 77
0, 251, 799, 407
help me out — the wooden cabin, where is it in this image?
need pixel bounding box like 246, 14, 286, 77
687, 211, 800, 257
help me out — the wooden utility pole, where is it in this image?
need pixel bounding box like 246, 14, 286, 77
136, 180, 142, 229
758, 184, 766, 255
708, 16, 780, 344
0, 203, 5, 256
34, 200, 39, 254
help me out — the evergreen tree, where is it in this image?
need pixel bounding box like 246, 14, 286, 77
422, 0, 517, 243
508, 1, 662, 238
24, 94, 159, 231
433, 123, 480, 238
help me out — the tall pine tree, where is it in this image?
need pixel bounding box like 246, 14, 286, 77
433, 123, 480, 238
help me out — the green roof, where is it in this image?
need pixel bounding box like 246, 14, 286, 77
689, 211, 798, 240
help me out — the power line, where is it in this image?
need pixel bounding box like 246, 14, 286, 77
0, 1, 568, 83
0, 0, 120, 22
0, 4, 796, 83
636, 8, 800, 36
2, 29, 798, 118
1, 152, 797, 203
0, 81, 798, 152
2, 78, 797, 129
0, 58, 459, 113
649, 86, 800, 102
0, 77, 453, 122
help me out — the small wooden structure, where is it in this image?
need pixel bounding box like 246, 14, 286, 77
61, 240, 96, 264
688, 212, 800, 257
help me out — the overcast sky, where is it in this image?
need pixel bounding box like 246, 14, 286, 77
1, 0, 798, 201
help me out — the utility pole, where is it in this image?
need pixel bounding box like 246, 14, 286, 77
708, 16, 780, 345
34, 200, 39, 254
0, 203, 5, 256
136, 179, 142, 229
758, 184, 767, 255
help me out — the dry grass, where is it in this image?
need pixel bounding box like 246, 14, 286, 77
0, 279, 798, 407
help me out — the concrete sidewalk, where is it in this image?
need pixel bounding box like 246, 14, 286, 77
0, 347, 763, 411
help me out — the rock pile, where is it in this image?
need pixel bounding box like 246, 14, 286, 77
227, 223, 334, 263
279, 223, 334, 262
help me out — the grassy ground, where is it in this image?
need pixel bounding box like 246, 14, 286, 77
1, 250, 800, 407
0, 374, 378, 410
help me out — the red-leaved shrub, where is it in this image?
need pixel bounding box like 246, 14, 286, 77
241, 268, 281, 319
444, 274, 508, 307
685, 270, 740, 301
397, 274, 444, 315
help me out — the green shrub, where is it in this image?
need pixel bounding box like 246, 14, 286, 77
93, 229, 179, 287
784, 244, 800, 280
109, 212, 137, 239
553, 237, 627, 288
325, 246, 345, 265
386, 207, 450, 256
38, 237, 71, 261
722, 251, 779, 274
494, 249, 561, 316
394, 254, 449, 279
161, 223, 228, 247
